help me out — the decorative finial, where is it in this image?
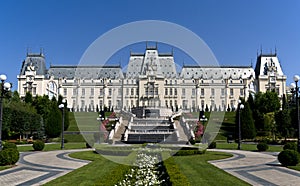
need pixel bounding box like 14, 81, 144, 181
260, 45, 263, 55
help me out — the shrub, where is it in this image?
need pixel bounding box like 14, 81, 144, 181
0, 148, 19, 165
164, 156, 190, 185
208, 141, 217, 149
257, 142, 269, 151
3, 142, 17, 150
278, 150, 299, 166
32, 140, 45, 151
283, 142, 297, 151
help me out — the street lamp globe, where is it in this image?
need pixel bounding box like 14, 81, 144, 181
240, 104, 244, 109
291, 83, 296, 89
0, 74, 7, 81
3, 82, 11, 90
294, 75, 300, 82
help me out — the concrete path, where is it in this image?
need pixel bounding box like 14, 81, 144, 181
0, 149, 91, 186
208, 149, 300, 186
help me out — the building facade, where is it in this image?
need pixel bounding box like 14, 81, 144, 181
17, 46, 286, 112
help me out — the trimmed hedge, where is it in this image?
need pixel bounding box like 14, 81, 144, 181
257, 142, 269, 151
208, 141, 217, 149
163, 156, 190, 186
173, 149, 206, 156
278, 150, 299, 166
33, 140, 45, 151
3, 142, 17, 150
95, 149, 132, 156
0, 148, 20, 165
283, 142, 297, 151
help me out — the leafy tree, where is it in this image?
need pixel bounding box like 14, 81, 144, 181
252, 91, 280, 134
275, 109, 293, 140
24, 92, 33, 104
11, 91, 21, 103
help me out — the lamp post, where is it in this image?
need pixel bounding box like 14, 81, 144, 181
58, 99, 66, 150
238, 100, 244, 150
0, 74, 11, 151
200, 115, 208, 125
291, 75, 300, 152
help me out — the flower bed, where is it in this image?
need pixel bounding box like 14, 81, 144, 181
116, 150, 170, 185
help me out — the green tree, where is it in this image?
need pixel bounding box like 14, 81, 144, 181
45, 99, 62, 138
253, 91, 281, 135
24, 92, 33, 104
275, 109, 293, 140
236, 100, 256, 139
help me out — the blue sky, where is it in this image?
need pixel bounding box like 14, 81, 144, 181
0, 0, 299, 90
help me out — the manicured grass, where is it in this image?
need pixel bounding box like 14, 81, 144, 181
44, 151, 132, 186
17, 142, 87, 152
67, 112, 79, 131
0, 165, 14, 171
73, 112, 99, 131
44, 150, 251, 185
64, 134, 86, 142
173, 151, 250, 186
216, 142, 283, 152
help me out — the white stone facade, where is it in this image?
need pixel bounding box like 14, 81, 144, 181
17, 48, 286, 112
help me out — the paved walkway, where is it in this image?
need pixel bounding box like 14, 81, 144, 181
0, 149, 91, 186
208, 149, 300, 186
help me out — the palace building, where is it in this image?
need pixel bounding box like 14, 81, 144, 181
17, 46, 287, 112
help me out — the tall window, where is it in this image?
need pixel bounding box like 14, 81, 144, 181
165, 88, 168, 95
230, 88, 234, 96
131, 88, 134, 95
201, 88, 204, 96
240, 88, 244, 96
174, 88, 177, 95
169, 88, 173, 95
64, 88, 67, 96
211, 88, 215, 96
100, 88, 103, 96
182, 88, 185, 96
109, 88, 112, 96
221, 88, 225, 96
201, 100, 205, 109
154, 87, 158, 95
183, 100, 188, 109
82, 88, 85, 96
192, 88, 195, 96
91, 88, 94, 96
81, 100, 85, 109
73, 88, 77, 96
165, 100, 168, 107
192, 100, 196, 108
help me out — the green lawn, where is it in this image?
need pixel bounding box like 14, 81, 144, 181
44, 150, 250, 186
173, 151, 250, 186
0, 165, 14, 171
44, 151, 131, 186
17, 142, 87, 152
